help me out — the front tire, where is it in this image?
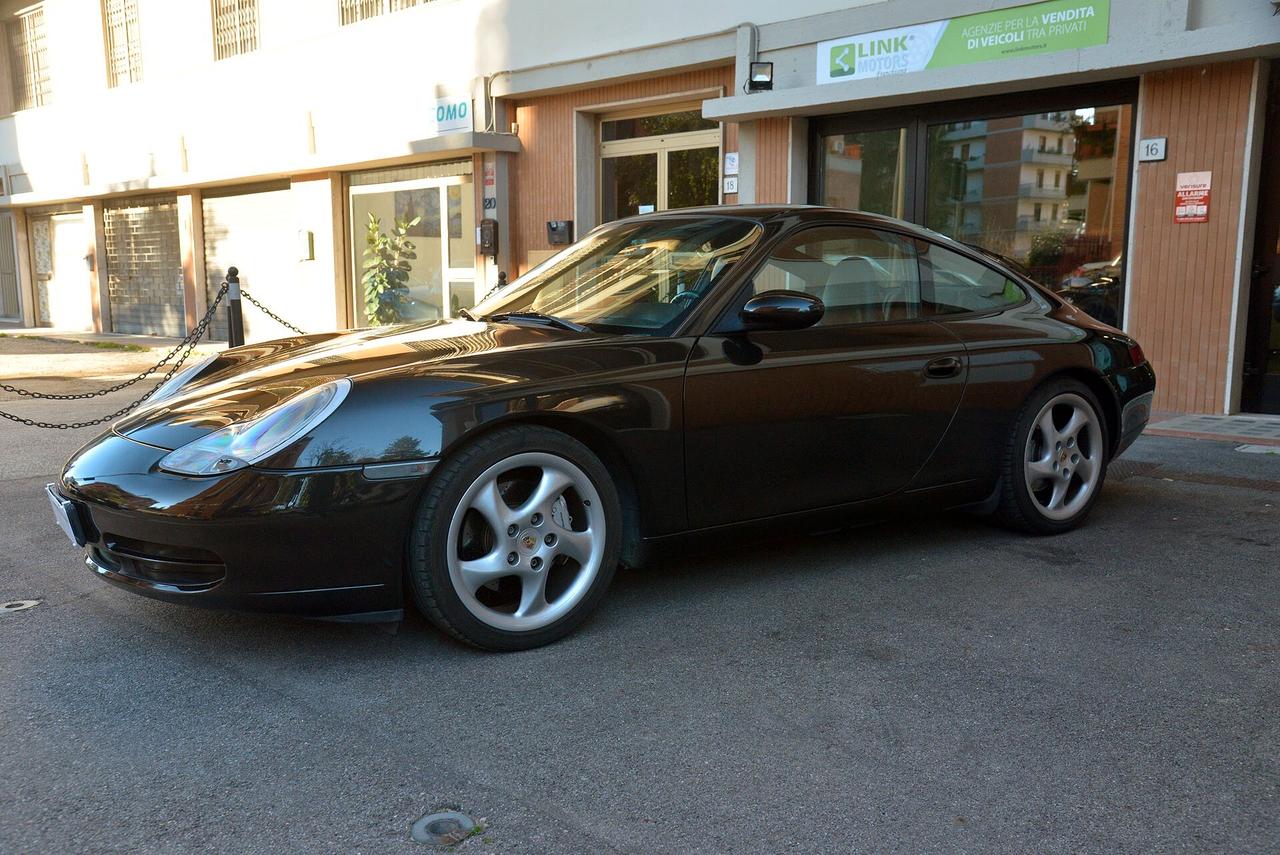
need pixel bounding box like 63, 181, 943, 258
407, 425, 621, 651
995, 379, 1108, 534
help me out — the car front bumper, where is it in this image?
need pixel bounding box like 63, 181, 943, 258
54, 432, 428, 621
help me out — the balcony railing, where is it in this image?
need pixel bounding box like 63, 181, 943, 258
1015, 216, 1064, 232
1018, 183, 1067, 199
1021, 148, 1074, 165
1024, 114, 1071, 130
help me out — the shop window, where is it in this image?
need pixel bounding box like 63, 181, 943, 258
921, 104, 1132, 328
5, 4, 49, 110
348, 161, 476, 325
102, 0, 142, 87
815, 89, 1134, 329
212, 0, 258, 60
819, 128, 908, 219
599, 108, 720, 221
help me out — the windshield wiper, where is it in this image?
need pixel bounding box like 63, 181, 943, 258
457, 308, 478, 321
485, 311, 590, 333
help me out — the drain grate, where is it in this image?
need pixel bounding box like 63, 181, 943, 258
411, 808, 479, 846
0, 600, 40, 616
1107, 460, 1163, 481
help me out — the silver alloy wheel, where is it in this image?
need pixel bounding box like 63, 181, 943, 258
1023, 392, 1103, 521
445, 451, 605, 632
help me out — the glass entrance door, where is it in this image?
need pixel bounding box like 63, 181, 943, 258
600, 109, 720, 221
349, 172, 475, 326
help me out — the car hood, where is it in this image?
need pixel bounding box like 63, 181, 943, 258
112, 319, 594, 451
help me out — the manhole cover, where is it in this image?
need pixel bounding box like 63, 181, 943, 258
0, 600, 40, 616
411, 809, 477, 846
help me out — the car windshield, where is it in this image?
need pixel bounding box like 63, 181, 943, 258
473, 217, 762, 335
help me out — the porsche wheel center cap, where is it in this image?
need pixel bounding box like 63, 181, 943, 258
518, 530, 538, 551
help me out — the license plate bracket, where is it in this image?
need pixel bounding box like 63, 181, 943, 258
45, 485, 86, 547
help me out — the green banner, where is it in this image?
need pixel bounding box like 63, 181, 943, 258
818, 0, 1110, 85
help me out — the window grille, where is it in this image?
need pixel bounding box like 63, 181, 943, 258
340, 0, 422, 25
7, 6, 50, 110
212, 0, 258, 60
102, 0, 142, 87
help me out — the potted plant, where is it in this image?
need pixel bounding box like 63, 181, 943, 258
361, 213, 420, 325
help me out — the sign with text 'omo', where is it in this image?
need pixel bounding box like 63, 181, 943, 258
816, 0, 1110, 85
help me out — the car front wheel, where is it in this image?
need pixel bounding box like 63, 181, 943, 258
407, 425, 621, 650
996, 379, 1108, 534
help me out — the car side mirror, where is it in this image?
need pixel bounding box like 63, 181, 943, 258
739, 290, 824, 331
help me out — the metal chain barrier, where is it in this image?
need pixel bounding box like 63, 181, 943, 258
241, 289, 306, 335
0, 283, 229, 430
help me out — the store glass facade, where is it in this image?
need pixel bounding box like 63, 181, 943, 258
815, 84, 1135, 327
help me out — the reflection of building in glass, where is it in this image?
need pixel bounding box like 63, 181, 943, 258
943, 113, 1075, 257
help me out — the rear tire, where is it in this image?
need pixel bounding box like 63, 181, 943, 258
995, 378, 1108, 535
407, 425, 622, 651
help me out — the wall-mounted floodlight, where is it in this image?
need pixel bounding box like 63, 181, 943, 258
748, 61, 774, 92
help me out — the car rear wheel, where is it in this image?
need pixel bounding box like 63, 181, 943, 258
407, 426, 621, 650
996, 379, 1108, 534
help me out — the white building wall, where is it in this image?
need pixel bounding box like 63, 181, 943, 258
0, 0, 866, 206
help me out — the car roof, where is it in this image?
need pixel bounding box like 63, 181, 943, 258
619, 204, 983, 256
612, 204, 1053, 308
618, 204, 949, 237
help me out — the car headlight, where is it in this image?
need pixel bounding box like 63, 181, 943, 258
159, 379, 351, 476
149, 353, 220, 404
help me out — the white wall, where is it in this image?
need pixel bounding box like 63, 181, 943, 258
0, 0, 874, 206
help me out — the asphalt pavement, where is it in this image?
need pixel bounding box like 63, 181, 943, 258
1, 408, 1277, 854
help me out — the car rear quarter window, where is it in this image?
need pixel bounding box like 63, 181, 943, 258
918, 241, 1027, 315
751, 226, 922, 326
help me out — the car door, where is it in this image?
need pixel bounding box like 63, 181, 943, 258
683, 224, 969, 528
910, 239, 1083, 490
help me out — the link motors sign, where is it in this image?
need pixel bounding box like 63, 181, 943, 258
816, 0, 1110, 85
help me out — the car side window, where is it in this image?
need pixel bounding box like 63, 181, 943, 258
750, 226, 921, 326
918, 241, 1027, 315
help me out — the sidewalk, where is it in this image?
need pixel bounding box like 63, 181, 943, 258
0, 333, 223, 401
0, 324, 223, 351
1146, 411, 1280, 448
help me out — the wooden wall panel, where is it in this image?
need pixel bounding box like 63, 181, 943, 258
1128, 60, 1257, 414
509, 67, 735, 273
754, 117, 792, 204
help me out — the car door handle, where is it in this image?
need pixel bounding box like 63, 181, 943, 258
924, 356, 963, 379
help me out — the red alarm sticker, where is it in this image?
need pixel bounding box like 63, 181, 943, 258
1175, 171, 1211, 224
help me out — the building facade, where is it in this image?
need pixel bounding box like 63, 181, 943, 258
0, 0, 1277, 415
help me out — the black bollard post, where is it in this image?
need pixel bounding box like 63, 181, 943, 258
226, 266, 245, 348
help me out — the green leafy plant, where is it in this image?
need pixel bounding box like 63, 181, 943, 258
1027, 230, 1067, 268
361, 213, 419, 325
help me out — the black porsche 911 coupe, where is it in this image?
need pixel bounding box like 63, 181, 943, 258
48, 206, 1155, 650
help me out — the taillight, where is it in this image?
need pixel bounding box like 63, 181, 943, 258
1128, 341, 1147, 366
